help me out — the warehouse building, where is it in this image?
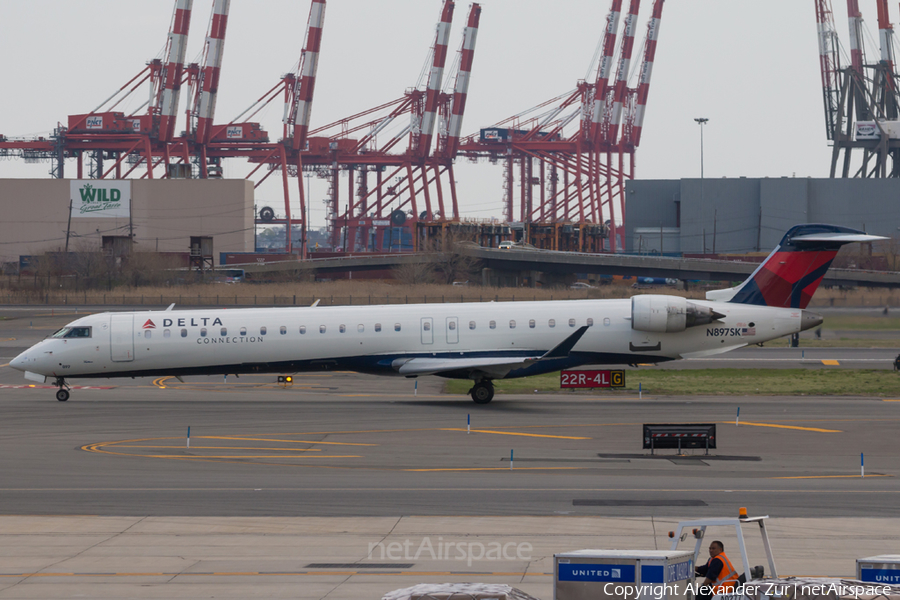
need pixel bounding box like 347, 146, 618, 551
0, 179, 254, 268
624, 178, 900, 255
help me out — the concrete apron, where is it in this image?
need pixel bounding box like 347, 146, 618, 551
1, 516, 897, 599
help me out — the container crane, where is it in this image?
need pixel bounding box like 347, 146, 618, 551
456, 0, 666, 252
300, 0, 473, 252
816, 0, 900, 177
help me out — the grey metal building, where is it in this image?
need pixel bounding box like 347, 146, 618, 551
624, 178, 900, 254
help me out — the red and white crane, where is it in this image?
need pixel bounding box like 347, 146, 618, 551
286, 0, 326, 151
192, 0, 230, 147
605, 0, 641, 146
589, 0, 623, 144
626, 0, 665, 148
154, 0, 194, 143
439, 2, 482, 159
415, 0, 456, 157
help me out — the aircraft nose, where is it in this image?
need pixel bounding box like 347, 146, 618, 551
800, 310, 824, 332
10, 351, 28, 372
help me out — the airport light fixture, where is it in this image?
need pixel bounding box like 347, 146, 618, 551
694, 118, 709, 179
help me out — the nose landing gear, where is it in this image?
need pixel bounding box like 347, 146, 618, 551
468, 380, 494, 404
54, 377, 70, 402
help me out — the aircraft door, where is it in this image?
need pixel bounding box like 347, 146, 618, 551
421, 317, 434, 345
446, 317, 459, 344
110, 314, 135, 362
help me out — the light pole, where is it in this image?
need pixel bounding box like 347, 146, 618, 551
694, 117, 708, 179
694, 117, 709, 253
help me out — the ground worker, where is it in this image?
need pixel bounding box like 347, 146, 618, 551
695, 540, 740, 600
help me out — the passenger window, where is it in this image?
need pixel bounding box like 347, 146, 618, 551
280, 326, 287, 335
569, 318, 576, 327
240, 327, 247, 336
423, 322, 431, 331
260, 326, 267, 335
394, 323, 401, 332
300, 326, 307, 334
529, 319, 535, 329
549, 319, 556, 328
181, 329, 188, 337
320, 325, 326, 334
339, 324, 346, 333
375, 323, 382, 332
164, 329, 171, 338
469, 321, 476, 330
509, 320, 516, 329
448, 321, 456, 330
144, 330, 152, 339
200, 328, 206, 337
358, 324, 364, 333
587, 318, 594, 327
489, 320, 496, 329
604, 317, 611, 326
221, 327, 227, 336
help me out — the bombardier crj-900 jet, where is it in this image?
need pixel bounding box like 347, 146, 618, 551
11, 225, 883, 403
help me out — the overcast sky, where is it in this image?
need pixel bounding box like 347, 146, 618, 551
0, 0, 878, 227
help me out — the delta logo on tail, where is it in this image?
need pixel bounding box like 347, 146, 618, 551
713, 224, 884, 309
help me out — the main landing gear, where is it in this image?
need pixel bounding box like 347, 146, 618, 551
469, 380, 494, 404
54, 377, 70, 402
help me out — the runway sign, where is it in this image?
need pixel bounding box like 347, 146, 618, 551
560, 370, 625, 389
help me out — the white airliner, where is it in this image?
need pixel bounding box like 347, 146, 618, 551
10, 224, 882, 403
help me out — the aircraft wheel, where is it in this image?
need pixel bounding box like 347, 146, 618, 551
471, 381, 494, 404
56, 389, 70, 402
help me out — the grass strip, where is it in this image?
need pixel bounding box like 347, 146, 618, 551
445, 369, 900, 397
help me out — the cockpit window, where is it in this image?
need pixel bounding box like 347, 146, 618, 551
52, 327, 91, 339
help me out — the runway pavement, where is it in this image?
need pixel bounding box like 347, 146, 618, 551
1, 305, 899, 599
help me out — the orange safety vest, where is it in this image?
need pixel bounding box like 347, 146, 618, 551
708, 551, 740, 594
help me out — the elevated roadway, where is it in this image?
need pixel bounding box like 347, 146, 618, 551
234, 247, 900, 288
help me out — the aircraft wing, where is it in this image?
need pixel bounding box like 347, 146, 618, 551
390, 326, 591, 378
392, 356, 540, 377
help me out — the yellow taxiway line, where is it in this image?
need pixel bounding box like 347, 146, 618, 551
772, 474, 892, 479
730, 421, 842, 433
440, 428, 590, 440
821, 359, 841, 365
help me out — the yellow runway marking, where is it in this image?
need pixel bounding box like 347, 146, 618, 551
821, 359, 841, 365
441, 428, 590, 440
140, 454, 361, 459
198, 436, 376, 446
406, 467, 585, 472
884, 399, 900, 402
772, 474, 892, 479
0, 363, 9, 368
730, 421, 842, 433
116, 446, 322, 451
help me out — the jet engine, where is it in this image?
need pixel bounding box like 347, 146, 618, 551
631, 295, 725, 333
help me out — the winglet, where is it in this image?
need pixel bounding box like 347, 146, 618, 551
540, 325, 590, 360
165, 303, 176, 312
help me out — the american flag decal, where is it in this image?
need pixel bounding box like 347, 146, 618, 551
741, 327, 756, 336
